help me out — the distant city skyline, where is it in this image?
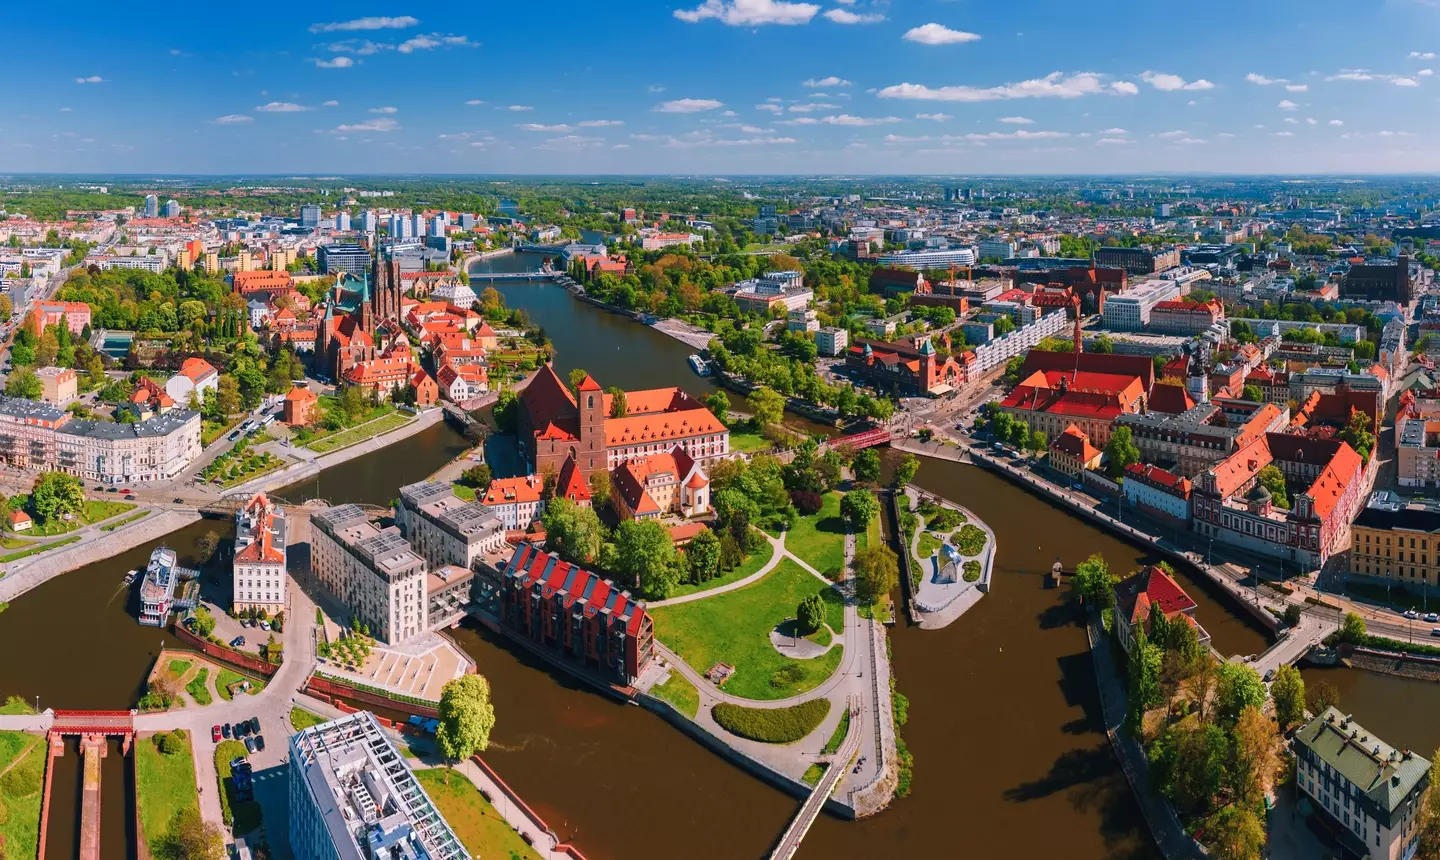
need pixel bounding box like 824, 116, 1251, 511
8, 0, 1440, 174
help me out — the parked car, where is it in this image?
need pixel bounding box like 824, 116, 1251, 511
1405, 610, 1420, 620
173, 498, 184, 504
211, 725, 221, 742
222, 724, 231, 739
251, 717, 261, 734
244, 737, 256, 753
255, 735, 265, 752
260, 621, 270, 631
1432, 628, 1440, 638
235, 721, 248, 737
1426, 613, 1439, 623
1263, 669, 1275, 683
230, 636, 245, 648
124, 494, 136, 501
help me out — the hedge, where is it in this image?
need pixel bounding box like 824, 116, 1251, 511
711, 698, 830, 744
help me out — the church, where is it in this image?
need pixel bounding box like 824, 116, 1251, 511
317, 249, 406, 381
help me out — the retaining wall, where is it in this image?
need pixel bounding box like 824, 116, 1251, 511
468, 755, 592, 860
1346, 646, 1440, 682
304, 674, 440, 719
171, 624, 279, 678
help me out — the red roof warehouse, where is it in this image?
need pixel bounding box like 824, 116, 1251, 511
500, 543, 655, 686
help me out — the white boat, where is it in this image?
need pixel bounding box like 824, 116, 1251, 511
688, 354, 710, 376
122, 569, 138, 584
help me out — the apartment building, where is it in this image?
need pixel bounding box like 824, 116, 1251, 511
1350, 492, 1440, 596
396, 481, 507, 570
1114, 401, 1288, 478
479, 476, 545, 530
232, 493, 287, 615
1094, 246, 1180, 275
1147, 299, 1224, 335
35, 367, 77, 405
0, 397, 201, 484
288, 712, 467, 860
310, 505, 428, 645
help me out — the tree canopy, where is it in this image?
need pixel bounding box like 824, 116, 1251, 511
435, 675, 497, 763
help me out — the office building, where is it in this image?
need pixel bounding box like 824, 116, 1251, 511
1294, 708, 1427, 860
977, 238, 1016, 261
1094, 246, 1180, 275
335, 211, 351, 232
396, 481, 508, 571
1148, 299, 1224, 335
360, 210, 377, 233
301, 205, 323, 228
1101, 279, 1181, 331
319, 243, 370, 277
233, 493, 288, 616
162, 199, 180, 219
310, 505, 428, 645
875, 247, 977, 269
143, 194, 158, 219
815, 327, 848, 357
289, 711, 467, 860
1350, 492, 1440, 595
411, 214, 426, 239
727, 274, 813, 313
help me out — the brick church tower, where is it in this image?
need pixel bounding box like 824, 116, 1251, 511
575, 372, 606, 475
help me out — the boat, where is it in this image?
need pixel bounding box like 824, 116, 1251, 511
688, 354, 710, 376
122, 569, 138, 585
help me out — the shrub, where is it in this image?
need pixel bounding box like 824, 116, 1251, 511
927, 507, 965, 532
954, 524, 987, 556
712, 699, 830, 744
790, 490, 823, 516
155, 730, 186, 756
962, 560, 981, 582
769, 664, 806, 689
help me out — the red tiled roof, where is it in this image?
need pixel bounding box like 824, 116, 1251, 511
1049, 423, 1100, 461
556, 456, 591, 503
1148, 382, 1196, 415
507, 543, 650, 636
1124, 462, 1192, 498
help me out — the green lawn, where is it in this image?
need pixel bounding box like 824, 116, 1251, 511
218, 454, 291, 489
0, 537, 30, 550
99, 510, 149, 531
652, 558, 844, 701
415, 768, 543, 860
215, 669, 264, 701
802, 762, 828, 786
729, 429, 772, 453
289, 706, 328, 732
0, 730, 45, 860
667, 532, 775, 599
305, 411, 412, 454
856, 510, 882, 553
185, 668, 213, 705
650, 673, 700, 718
135, 732, 199, 850
915, 531, 942, 568
0, 696, 35, 716
201, 418, 241, 447
452, 483, 477, 501
0, 535, 82, 563
21, 500, 136, 537
775, 492, 846, 579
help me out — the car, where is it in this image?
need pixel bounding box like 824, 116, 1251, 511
230, 636, 245, 648
1432, 628, 1440, 638
1426, 613, 1439, 623
1263, 669, 1275, 683
124, 494, 136, 501
173, 498, 184, 504
105, 487, 117, 493
260, 621, 270, 631
1405, 610, 1420, 620
1072, 483, 1084, 491
255, 735, 265, 752
235, 720, 248, 737
93, 486, 104, 492
212, 725, 221, 742
251, 717, 261, 733
222, 724, 231, 739
244, 737, 256, 753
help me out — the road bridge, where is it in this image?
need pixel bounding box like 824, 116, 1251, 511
768, 697, 862, 860
466, 271, 557, 282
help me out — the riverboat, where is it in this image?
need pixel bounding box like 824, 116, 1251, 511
688, 354, 710, 376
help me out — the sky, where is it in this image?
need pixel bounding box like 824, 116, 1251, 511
8, 0, 1440, 175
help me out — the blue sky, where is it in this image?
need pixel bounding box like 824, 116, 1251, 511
7, 0, 1440, 175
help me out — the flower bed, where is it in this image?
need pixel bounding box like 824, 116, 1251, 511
711, 698, 830, 744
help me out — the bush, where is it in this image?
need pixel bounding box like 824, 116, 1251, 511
962, 560, 981, 582
927, 507, 965, 532
790, 490, 823, 516
154, 730, 186, 756
954, 524, 987, 556
712, 699, 830, 744
770, 664, 806, 689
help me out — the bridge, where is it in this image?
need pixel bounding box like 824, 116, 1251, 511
821, 427, 893, 452
467, 271, 559, 283
768, 697, 862, 860
1248, 611, 1339, 679
41, 710, 136, 860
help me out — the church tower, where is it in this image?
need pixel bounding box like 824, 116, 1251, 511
575, 373, 606, 475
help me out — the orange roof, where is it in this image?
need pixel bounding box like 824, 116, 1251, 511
179, 357, 217, 383
605, 408, 724, 446
285, 386, 317, 403
685, 470, 709, 489
557, 456, 591, 503
1049, 423, 1100, 462
576, 373, 602, 393
482, 476, 543, 506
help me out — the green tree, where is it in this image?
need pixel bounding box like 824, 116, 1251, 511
853, 545, 899, 603
1241, 384, 1264, 402
1340, 611, 1367, 643
1091, 334, 1115, 354
840, 489, 880, 533
1229, 705, 1280, 806
705, 390, 730, 423
1256, 465, 1290, 509
1027, 428, 1047, 455
993, 315, 1015, 336
1070, 553, 1116, 609
216, 374, 241, 417
852, 448, 881, 484
159, 806, 225, 860
796, 593, 825, 634
493, 388, 519, 433
614, 518, 679, 599
4, 368, 42, 400
588, 470, 611, 507
29, 471, 85, 524
1214, 662, 1266, 724
747, 386, 785, 427
435, 675, 497, 763
1125, 636, 1163, 737
686, 527, 721, 584
1270, 664, 1306, 730
1103, 426, 1141, 478
1337, 407, 1375, 462
568, 367, 590, 398
892, 453, 919, 488
607, 386, 628, 418
1204, 805, 1266, 860
541, 498, 605, 565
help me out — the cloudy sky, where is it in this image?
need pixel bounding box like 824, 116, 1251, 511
6, 0, 1440, 174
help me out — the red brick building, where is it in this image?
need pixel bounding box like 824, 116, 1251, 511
844, 337, 966, 396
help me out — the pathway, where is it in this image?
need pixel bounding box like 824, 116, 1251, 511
768, 695, 862, 860
648, 531, 787, 608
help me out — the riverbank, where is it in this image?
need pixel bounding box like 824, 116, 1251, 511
650, 317, 714, 352
902, 486, 995, 630
0, 508, 200, 603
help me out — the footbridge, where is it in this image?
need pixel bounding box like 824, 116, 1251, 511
821, 427, 893, 453
41, 711, 136, 860
768, 697, 862, 860
1249, 612, 1339, 680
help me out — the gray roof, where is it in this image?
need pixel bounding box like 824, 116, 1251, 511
1297, 707, 1429, 814
0, 395, 64, 423
61, 410, 199, 440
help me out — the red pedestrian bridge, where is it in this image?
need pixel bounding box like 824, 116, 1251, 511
822, 427, 893, 452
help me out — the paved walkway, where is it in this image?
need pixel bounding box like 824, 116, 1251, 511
0, 508, 200, 603
648, 531, 786, 608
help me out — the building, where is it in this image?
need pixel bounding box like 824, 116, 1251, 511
1342, 256, 1414, 303
999, 353, 1151, 447
1192, 433, 1365, 568
815, 327, 848, 357
35, 367, 77, 405
845, 336, 966, 397
1115, 401, 1288, 478
283, 385, 318, 427
479, 476, 545, 530
786, 307, 819, 334
233, 493, 287, 616
868, 268, 926, 297
164, 357, 218, 407
288, 711, 467, 860
1094, 246, 1180, 275
0, 397, 201, 485
162, 199, 181, 219
1123, 463, 1192, 523
30, 301, 91, 336
969, 309, 1070, 374
1047, 424, 1101, 481
876, 247, 977, 269
499, 543, 655, 686
396, 481, 507, 570
1294, 708, 1428, 860
978, 238, 1016, 261
310, 505, 428, 645
300, 204, 322, 228
1148, 299, 1224, 335
611, 449, 711, 521
728, 275, 813, 314
143, 194, 158, 219
318, 243, 370, 277
1112, 566, 1211, 656
1101, 279, 1181, 331
517, 367, 728, 481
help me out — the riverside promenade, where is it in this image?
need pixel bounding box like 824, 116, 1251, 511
0, 507, 200, 602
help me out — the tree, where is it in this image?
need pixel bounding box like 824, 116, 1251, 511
1270, 664, 1306, 731
607, 386, 628, 418
1070, 553, 1116, 609
1229, 705, 1279, 806
852, 448, 881, 484
4, 368, 41, 400
1103, 426, 1141, 478
796, 593, 825, 634
159, 806, 225, 860
993, 315, 1015, 336
196, 530, 220, 563
1340, 611, 1367, 644
155, 730, 185, 756
840, 489, 880, 533
615, 518, 679, 599
1419, 749, 1440, 859
568, 367, 590, 398
705, 390, 730, 424
493, 388, 519, 433
541, 498, 604, 565
29, 471, 84, 524
435, 675, 497, 763
1125, 636, 1163, 737
686, 527, 721, 584
1027, 429, 1047, 455
588, 470, 611, 506
1204, 805, 1266, 860
216, 374, 241, 417
192, 606, 216, 638
892, 453, 920, 488
747, 386, 785, 427
1241, 384, 1264, 402
1214, 662, 1266, 725
460, 464, 492, 494
1282, 603, 1302, 627
0, 295, 11, 318
1307, 677, 1341, 715
1091, 334, 1114, 354
1256, 464, 1290, 509
853, 545, 899, 603
1337, 407, 1376, 463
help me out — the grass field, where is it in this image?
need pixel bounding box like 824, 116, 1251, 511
185, 668, 213, 705
306, 411, 413, 454
649, 673, 699, 718
652, 558, 844, 700
289, 706, 328, 731
777, 492, 846, 579
667, 532, 775, 599
215, 669, 264, 701
0, 730, 45, 860
856, 509, 882, 553
415, 768, 542, 860
23, 500, 136, 537
135, 731, 199, 849
0, 535, 81, 563
728, 429, 772, 453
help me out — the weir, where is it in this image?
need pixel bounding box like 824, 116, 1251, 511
40, 711, 134, 860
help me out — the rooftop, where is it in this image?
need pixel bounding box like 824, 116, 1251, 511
1297, 707, 1429, 814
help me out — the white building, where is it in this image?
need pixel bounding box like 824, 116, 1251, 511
479, 475, 545, 530
1101, 279, 1180, 332
396, 481, 508, 571
429, 278, 477, 309
232, 493, 288, 615
876, 247, 977, 269
977, 238, 1016, 260
815, 327, 849, 357
164, 358, 219, 407
310, 505, 428, 645
970, 308, 1069, 374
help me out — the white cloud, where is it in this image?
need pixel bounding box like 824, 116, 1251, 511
740, 125, 776, 133
464, 99, 485, 106
1096, 138, 1133, 145
824, 9, 883, 23
518, 123, 573, 132
578, 119, 624, 127
1278, 99, 1299, 110
966, 129, 1070, 140
369, 106, 398, 114
916, 113, 951, 121
1329, 119, 1344, 126
674, 0, 819, 26
323, 100, 340, 107
332, 118, 399, 133
1156, 130, 1189, 139
804, 76, 852, 88
612, 144, 631, 149
648, 84, 667, 93
322, 39, 393, 56
1284, 117, 1299, 124
309, 16, 418, 33
903, 23, 981, 45
211, 115, 253, 124
506, 105, 533, 111
75, 75, 103, 84
656, 98, 725, 113
313, 57, 355, 69
1411, 51, 1436, 59
878, 72, 1130, 102
1327, 69, 1376, 81
778, 117, 818, 125
1421, 69, 1435, 77
1273, 131, 1294, 137
819, 114, 900, 126
1306, 117, 1317, 125
788, 102, 838, 112
1099, 127, 1127, 134
256, 102, 310, 112
884, 134, 931, 144
755, 103, 784, 113
398, 34, 474, 53
997, 116, 1034, 124
1246, 73, 1285, 85
1217, 132, 1236, 138
1285, 84, 1308, 92
1393, 77, 1420, 87
1174, 137, 1207, 144
58, 107, 72, 112
1140, 71, 1215, 91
